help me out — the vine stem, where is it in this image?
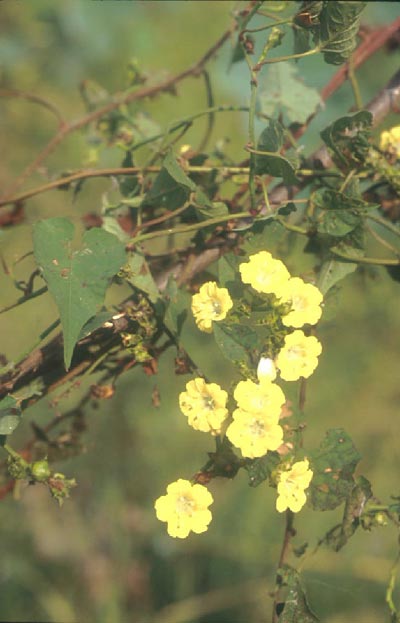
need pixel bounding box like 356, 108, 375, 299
127, 210, 258, 248
255, 47, 319, 69
348, 54, 363, 110
272, 510, 295, 623
331, 248, 400, 265
386, 534, 400, 619
0, 163, 250, 208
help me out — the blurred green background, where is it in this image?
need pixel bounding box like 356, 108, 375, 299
1, 2, 400, 622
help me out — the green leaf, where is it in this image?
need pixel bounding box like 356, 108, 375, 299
242, 219, 286, 255
217, 253, 244, 298
313, 1, 367, 65
130, 111, 161, 142
317, 258, 357, 295
254, 120, 298, 184
143, 151, 196, 209
278, 202, 297, 217
320, 110, 373, 166
293, 27, 311, 55
204, 201, 229, 219
33, 218, 126, 370
245, 452, 280, 487
317, 209, 361, 237
320, 476, 372, 552
330, 223, 366, 260
312, 188, 368, 237
308, 428, 361, 511
163, 277, 189, 337
218, 254, 237, 288
101, 216, 130, 243
125, 251, 160, 303
0, 395, 22, 436
78, 311, 117, 340
213, 323, 258, 368
119, 151, 139, 197
231, 40, 245, 64
278, 566, 319, 622
259, 62, 321, 125
194, 197, 228, 221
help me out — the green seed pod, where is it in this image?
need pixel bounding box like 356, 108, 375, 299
31, 460, 51, 482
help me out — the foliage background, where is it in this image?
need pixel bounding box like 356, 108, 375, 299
1, 1, 400, 622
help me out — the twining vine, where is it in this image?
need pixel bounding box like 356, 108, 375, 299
1, 1, 400, 621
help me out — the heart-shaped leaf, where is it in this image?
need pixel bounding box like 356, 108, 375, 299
33, 218, 126, 370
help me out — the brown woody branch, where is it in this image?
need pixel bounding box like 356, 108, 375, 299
0, 25, 236, 202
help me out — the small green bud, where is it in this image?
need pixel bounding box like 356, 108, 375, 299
31, 460, 51, 482
7, 455, 30, 480
268, 27, 284, 50
375, 512, 388, 526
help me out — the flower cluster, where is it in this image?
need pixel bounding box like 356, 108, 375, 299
240, 251, 323, 382
226, 379, 285, 458
155, 250, 320, 538
379, 125, 400, 158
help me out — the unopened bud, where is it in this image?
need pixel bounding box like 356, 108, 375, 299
257, 357, 277, 382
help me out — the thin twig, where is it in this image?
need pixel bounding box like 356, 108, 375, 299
0, 88, 66, 126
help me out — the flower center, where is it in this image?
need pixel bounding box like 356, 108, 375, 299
176, 495, 195, 515
248, 418, 265, 438
292, 295, 306, 310
211, 299, 222, 315
287, 345, 305, 360
203, 395, 215, 411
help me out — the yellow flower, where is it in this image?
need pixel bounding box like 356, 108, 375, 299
226, 408, 284, 458
233, 379, 285, 420
379, 125, 400, 157
276, 459, 313, 513
239, 251, 290, 296
276, 330, 322, 381
155, 479, 213, 538
278, 277, 323, 328
179, 378, 229, 435
191, 281, 233, 333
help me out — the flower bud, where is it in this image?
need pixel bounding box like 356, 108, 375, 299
257, 357, 277, 382
31, 460, 51, 482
